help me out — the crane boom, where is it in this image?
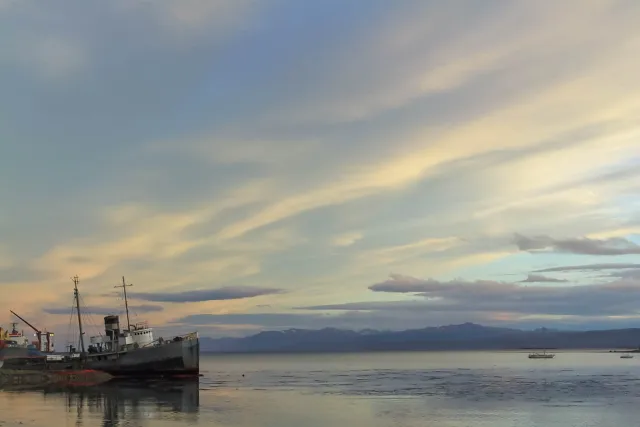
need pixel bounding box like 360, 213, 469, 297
9, 310, 41, 334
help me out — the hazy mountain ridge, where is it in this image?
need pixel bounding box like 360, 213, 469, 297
200, 322, 640, 353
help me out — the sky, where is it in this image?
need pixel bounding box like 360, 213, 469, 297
1, 0, 640, 342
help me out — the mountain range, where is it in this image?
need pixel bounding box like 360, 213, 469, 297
199, 323, 640, 353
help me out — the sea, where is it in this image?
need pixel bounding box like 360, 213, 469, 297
2, 351, 640, 426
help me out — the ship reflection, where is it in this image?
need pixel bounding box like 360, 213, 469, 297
53, 379, 200, 426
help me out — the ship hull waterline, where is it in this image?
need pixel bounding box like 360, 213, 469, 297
84, 338, 200, 378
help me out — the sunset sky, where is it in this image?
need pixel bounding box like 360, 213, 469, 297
1, 0, 640, 341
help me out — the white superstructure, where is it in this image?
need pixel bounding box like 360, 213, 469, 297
89, 316, 155, 354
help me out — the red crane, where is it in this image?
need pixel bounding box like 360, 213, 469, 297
9, 310, 55, 352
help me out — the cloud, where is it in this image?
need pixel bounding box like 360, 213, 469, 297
80, 0, 260, 44
157, 1, 640, 245
514, 233, 640, 255
144, 270, 640, 332
535, 263, 640, 273
360, 237, 463, 265
31, 202, 270, 283
519, 274, 568, 283
306, 274, 640, 317
174, 312, 332, 327
609, 269, 640, 280
3, 1, 640, 333
268, 1, 639, 125
43, 304, 164, 315
0, 0, 257, 86
548, 164, 640, 196
368, 274, 451, 294
208, 48, 640, 243
0, 264, 50, 285
139, 0, 258, 36
131, 286, 285, 303
0, 35, 86, 81
331, 232, 363, 247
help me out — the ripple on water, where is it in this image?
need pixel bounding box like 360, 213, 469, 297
202, 366, 640, 404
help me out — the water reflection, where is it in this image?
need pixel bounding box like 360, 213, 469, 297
1, 379, 200, 427
65, 380, 199, 426
4, 353, 640, 427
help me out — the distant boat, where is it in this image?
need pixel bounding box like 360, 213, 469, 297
620, 353, 634, 359
528, 350, 555, 359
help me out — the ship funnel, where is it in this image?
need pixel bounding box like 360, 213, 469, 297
104, 315, 120, 340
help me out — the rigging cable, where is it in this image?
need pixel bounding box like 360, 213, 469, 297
78, 293, 103, 337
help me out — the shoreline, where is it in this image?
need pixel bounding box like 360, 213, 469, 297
200, 347, 640, 355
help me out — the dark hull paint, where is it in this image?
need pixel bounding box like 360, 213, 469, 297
85, 338, 199, 378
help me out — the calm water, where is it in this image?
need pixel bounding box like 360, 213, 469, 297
2, 351, 640, 426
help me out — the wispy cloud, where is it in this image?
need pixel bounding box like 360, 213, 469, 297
514, 233, 640, 255
519, 274, 568, 283
268, 1, 639, 125
43, 304, 164, 315
331, 232, 363, 248
302, 274, 640, 317
178, 269, 640, 330
535, 263, 640, 273
131, 286, 285, 303
609, 269, 640, 280
0, 264, 50, 285
2, 1, 640, 334
140, 0, 258, 36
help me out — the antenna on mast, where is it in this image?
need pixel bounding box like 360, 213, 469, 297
115, 276, 132, 332
72, 275, 86, 355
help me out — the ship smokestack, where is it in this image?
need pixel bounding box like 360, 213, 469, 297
104, 315, 120, 341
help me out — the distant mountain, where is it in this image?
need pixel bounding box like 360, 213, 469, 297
199, 322, 640, 353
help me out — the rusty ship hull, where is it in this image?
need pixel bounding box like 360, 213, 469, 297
83, 336, 200, 378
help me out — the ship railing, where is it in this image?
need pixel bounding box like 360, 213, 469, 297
141, 331, 198, 348
131, 321, 149, 330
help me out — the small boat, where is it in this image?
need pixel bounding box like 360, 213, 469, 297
620, 353, 634, 359
528, 350, 555, 359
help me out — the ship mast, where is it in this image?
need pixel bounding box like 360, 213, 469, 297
73, 275, 86, 355
115, 276, 132, 332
